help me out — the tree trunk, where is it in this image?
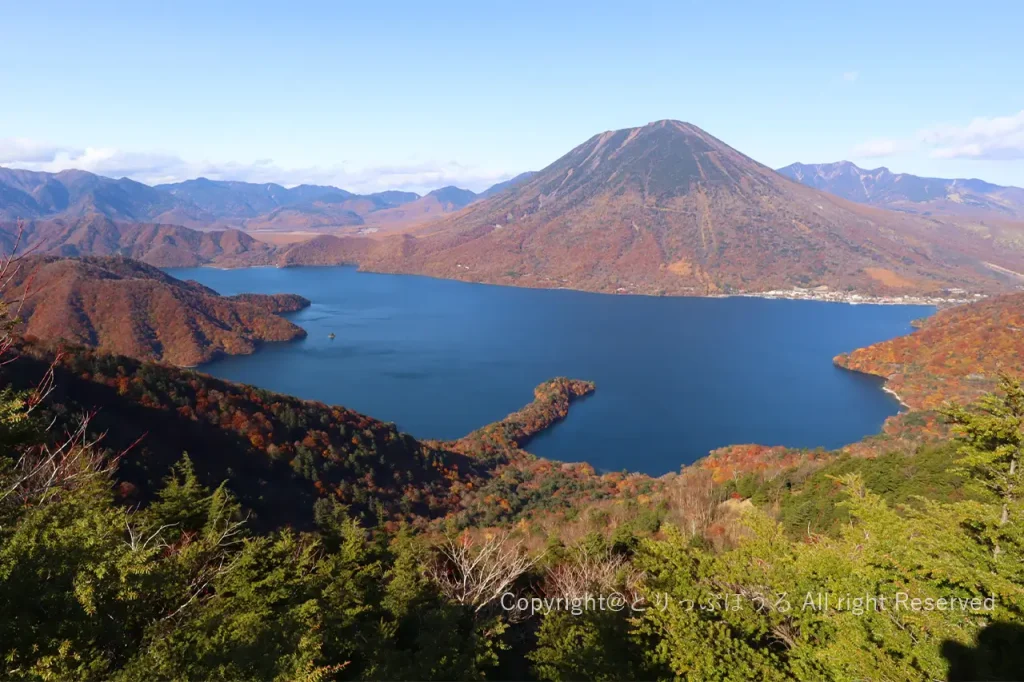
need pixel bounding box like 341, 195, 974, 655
1003, 456, 1016, 527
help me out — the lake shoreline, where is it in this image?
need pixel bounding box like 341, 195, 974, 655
170, 264, 932, 475
833, 362, 912, 411
177, 262, 971, 308
882, 385, 911, 411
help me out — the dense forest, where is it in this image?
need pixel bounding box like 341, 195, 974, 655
2, 264, 1024, 679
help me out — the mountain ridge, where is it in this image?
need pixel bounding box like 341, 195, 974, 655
5, 254, 309, 365
1, 215, 278, 267
778, 160, 1024, 219
0, 166, 490, 232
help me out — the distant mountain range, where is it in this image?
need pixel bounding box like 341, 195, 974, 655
7, 255, 309, 365
778, 161, 1024, 219
0, 167, 509, 232
5, 123, 1024, 297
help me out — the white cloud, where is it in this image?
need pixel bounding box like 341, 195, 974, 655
0, 138, 79, 164
0, 138, 517, 193
921, 111, 1024, 160
842, 71, 859, 82
851, 110, 1024, 161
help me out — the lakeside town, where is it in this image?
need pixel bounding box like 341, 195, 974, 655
735, 285, 990, 307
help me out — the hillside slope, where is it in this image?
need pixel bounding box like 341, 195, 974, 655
1, 215, 278, 267
479, 171, 537, 199
835, 293, 1024, 409
7, 256, 309, 365
2, 344, 473, 530
3, 338, 627, 531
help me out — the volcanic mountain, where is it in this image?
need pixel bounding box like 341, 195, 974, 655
347, 120, 1024, 295
6, 255, 309, 365
778, 161, 1024, 220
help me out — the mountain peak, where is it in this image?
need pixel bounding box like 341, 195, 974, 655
426, 186, 477, 208
595, 119, 704, 142
520, 119, 766, 203
642, 118, 697, 130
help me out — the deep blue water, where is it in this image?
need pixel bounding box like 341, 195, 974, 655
167, 266, 932, 475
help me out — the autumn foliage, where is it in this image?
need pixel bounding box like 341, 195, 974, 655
5, 255, 310, 366
835, 292, 1024, 409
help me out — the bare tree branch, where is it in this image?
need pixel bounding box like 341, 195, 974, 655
428, 530, 542, 616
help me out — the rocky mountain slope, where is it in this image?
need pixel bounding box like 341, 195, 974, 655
6, 255, 309, 365
778, 161, 1024, 219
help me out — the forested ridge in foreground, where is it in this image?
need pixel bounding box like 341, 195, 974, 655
3, 279, 1024, 679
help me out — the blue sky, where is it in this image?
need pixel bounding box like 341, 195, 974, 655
2, 0, 1022, 192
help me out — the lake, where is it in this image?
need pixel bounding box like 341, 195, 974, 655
167, 266, 932, 475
